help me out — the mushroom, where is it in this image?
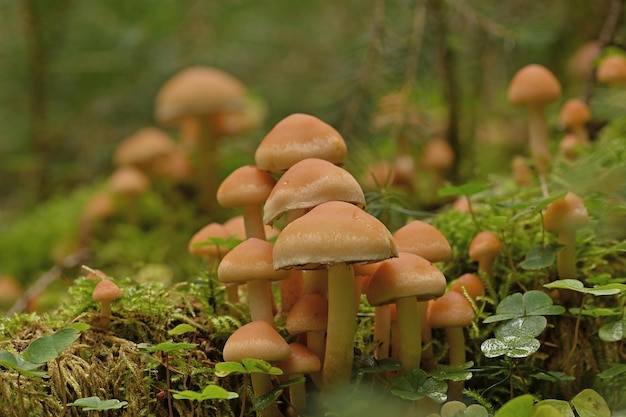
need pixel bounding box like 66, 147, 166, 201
366, 252, 447, 372
511, 155, 534, 187
154, 66, 248, 212
273, 201, 397, 389
508, 64, 562, 196
558, 98, 591, 146
222, 320, 290, 417
113, 127, 177, 176
218, 238, 290, 326
274, 342, 321, 416
449, 273, 485, 301
558, 133, 587, 160
217, 165, 277, 239
543, 192, 589, 279
92, 279, 122, 329
596, 54, 626, 86
428, 290, 476, 401
468, 230, 502, 298
254, 113, 347, 173
421, 138, 455, 192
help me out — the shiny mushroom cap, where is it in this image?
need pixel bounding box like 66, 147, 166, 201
468, 231, 502, 263
218, 238, 290, 285
449, 273, 485, 300
543, 192, 589, 233
366, 252, 446, 306
222, 320, 290, 363
273, 201, 398, 270
113, 127, 176, 168
428, 290, 475, 328
92, 279, 122, 303
596, 54, 626, 85
254, 113, 347, 173
217, 165, 276, 209
188, 222, 232, 261
263, 158, 365, 225
274, 342, 321, 375
393, 220, 452, 262
286, 293, 328, 335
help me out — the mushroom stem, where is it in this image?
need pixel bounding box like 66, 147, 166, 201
527, 105, 552, 197
323, 263, 357, 389
419, 301, 435, 372
445, 326, 466, 401
287, 374, 307, 416
196, 116, 220, 213
373, 304, 391, 359
242, 205, 267, 240
247, 280, 275, 326
395, 297, 422, 371
557, 229, 578, 279
99, 301, 112, 327
250, 373, 283, 417
301, 269, 328, 296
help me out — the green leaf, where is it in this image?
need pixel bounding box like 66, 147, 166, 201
597, 363, 626, 379
357, 357, 402, 374
494, 394, 534, 417
533, 400, 574, 417
172, 385, 239, 401
390, 369, 448, 403
466, 404, 490, 417
168, 323, 196, 336
431, 362, 474, 382
66, 323, 90, 332
481, 336, 540, 358
138, 341, 197, 353
254, 384, 283, 411
571, 389, 611, 417
440, 401, 467, 417
530, 404, 570, 417
568, 305, 620, 317
519, 244, 557, 270
215, 361, 246, 377
598, 319, 626, 342
67, 396, 128, 411
530, 371, 574, 382
544, 279, 622, 296
22, 328, 80, 364
0, 350, 47, 377
242, 358, 283, 375
484, 291, 563, 323
438, 182, 488, 197
495, 316, 547, 339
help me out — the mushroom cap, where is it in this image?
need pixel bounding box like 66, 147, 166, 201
218, 238, 290, 285
92, 279, 122, 303
188, 222, 232, 261
217, 165, 276, 209
113, 127, 176, 168
559, 98, 591, 128
254, 113, 347, 173
263, 158, 365, 225
543, 192, 589, 233
366, 252, 447, 306
421, 138, 455, 173
155, 66, 246, 126
285, 293, 328, 334
108, 166, 150, 197
393, 220, 452, 262
274, 342, 321, 375
508, 64, 561, 107
468, 231, 502, 262
596, 54, 626, 85
222, 320, 291, 363
449, 273, 485, 300
273, 201, 398, 270
559, 133, 587, 159
428, 290, 475, 328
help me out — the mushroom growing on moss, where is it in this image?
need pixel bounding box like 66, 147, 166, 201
543, 192, 589, 279
508, 64, 562, 196
92, 279, 121, 329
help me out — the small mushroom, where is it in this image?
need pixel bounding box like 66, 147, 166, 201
92, 279, 121, 329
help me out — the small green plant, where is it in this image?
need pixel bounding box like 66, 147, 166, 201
67, 396, 129, 411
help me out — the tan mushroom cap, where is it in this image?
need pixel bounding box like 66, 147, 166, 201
108, 166, 150, 196
428, 290, 475, 328
449, 273, 485, 300
421, 138, 455, 173
188, 222, 232, 261
154, 66, 247, 126
596, 54, 626, 85
222, 320, 291, 363
113, 127, 176, 168
217, 165, 276, 209
286, 293, 328, 335
273, 201, 398, 270
393, 220, 452, 262
274, 342, 321, 375
543, 192, 589, 233
218, 238, 290, 285
263, 158, 365, 225
92, 279, 122, 303
222, 215, 278, 241
254, 113, 347, 173
559, 99, 591, 128
508, 64, 562, 107
366, 252, 446, 306
468, 231, 502, 263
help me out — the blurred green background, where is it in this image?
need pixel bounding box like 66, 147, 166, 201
0, 0, 620, 294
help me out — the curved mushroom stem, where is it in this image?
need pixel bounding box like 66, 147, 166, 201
242, 205, 267, 240
322, 263, 356, 389
446, 326, 466, 401
528, 105, 552, 197
395, 297, 422, 371
250, 373, 283, 417
557, 229, 578, 279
